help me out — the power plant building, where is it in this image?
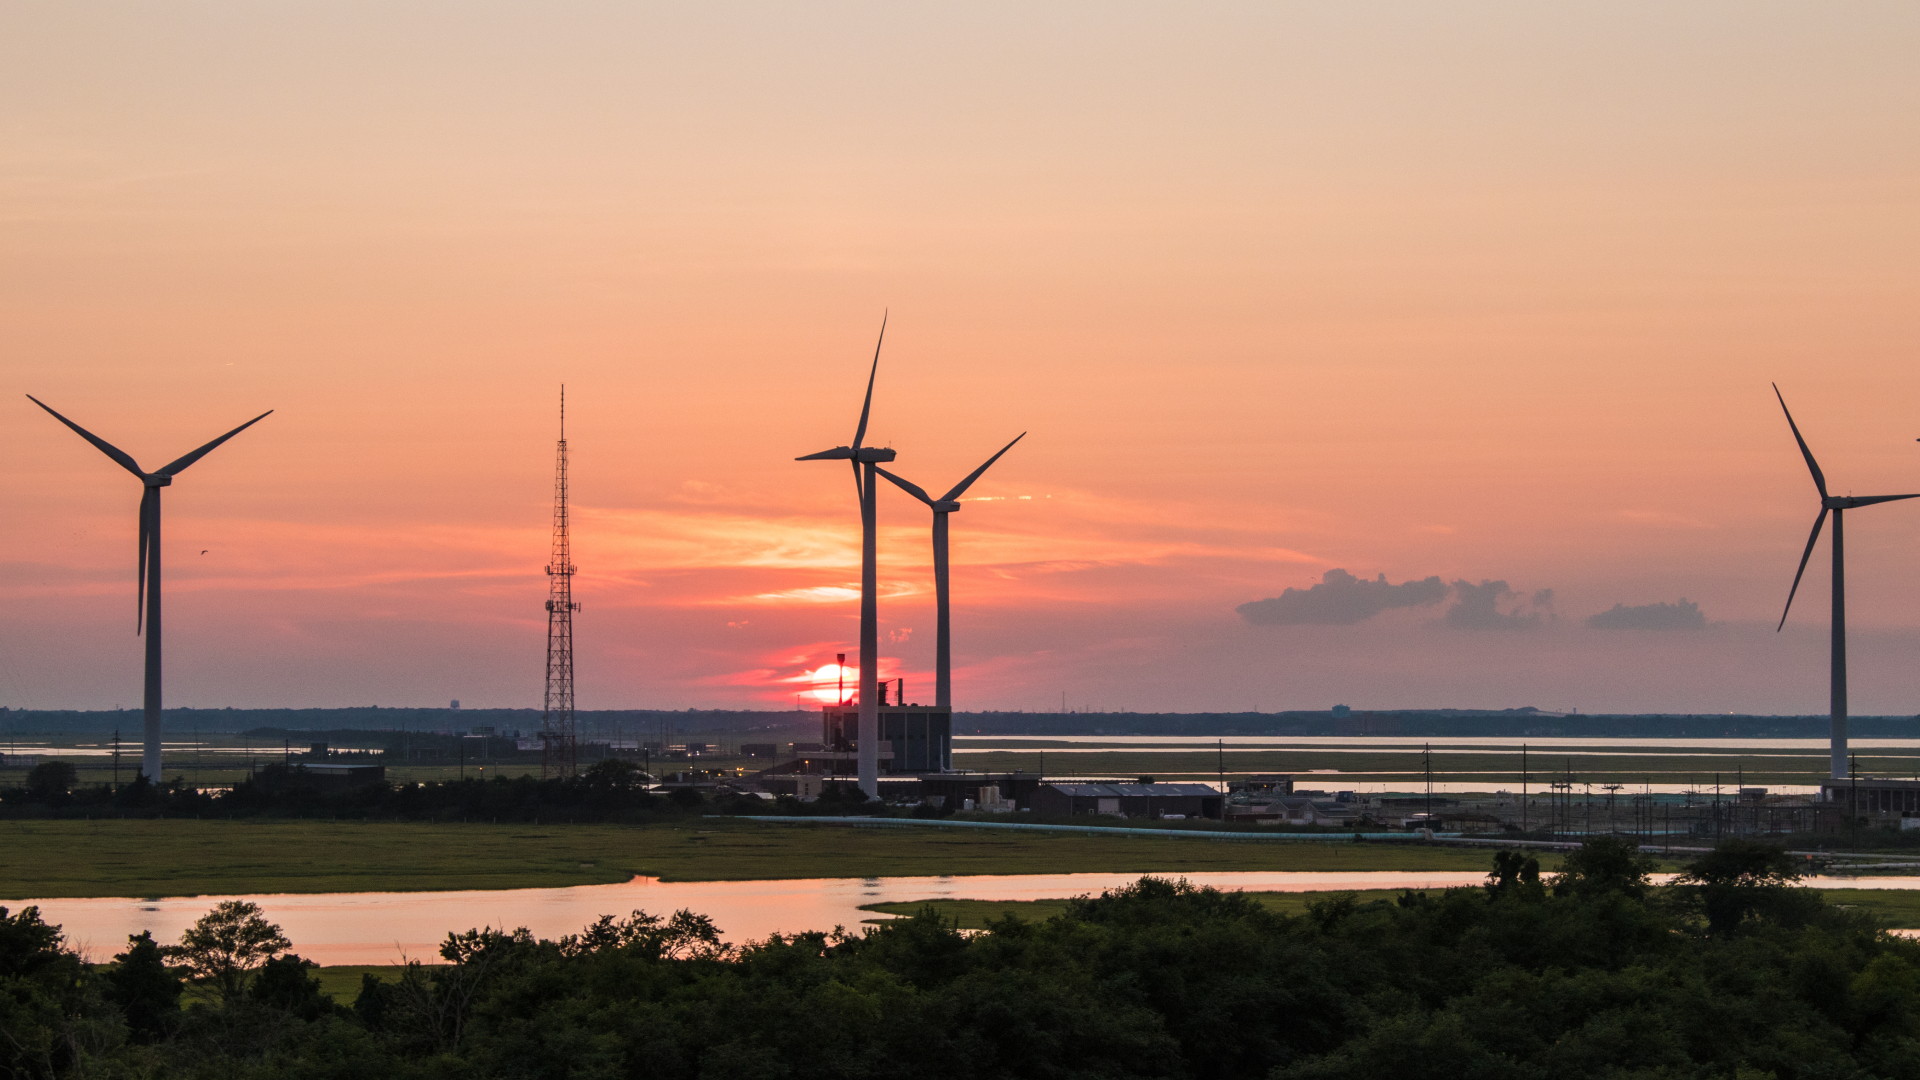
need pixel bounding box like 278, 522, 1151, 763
822, 701, 952, 773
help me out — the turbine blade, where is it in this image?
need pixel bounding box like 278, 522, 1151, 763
851, 459, 863, 502
155, 409, 273, 476
137, 486, 154, 635
852, 312, 885, 450
874, 466, 936, 506
940, 432, 1027, 502
1772, 384, 1827, 498
26, 395, 145, 478
1844, 493, 1920, 508
1778, 507, 1828, 631
796, 447, 855, 461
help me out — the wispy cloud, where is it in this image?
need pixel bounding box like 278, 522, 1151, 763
731, 582, 925, 605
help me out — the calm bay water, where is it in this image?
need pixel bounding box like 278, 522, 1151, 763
24, 871, 1920, 966
22, 872, 1496, 965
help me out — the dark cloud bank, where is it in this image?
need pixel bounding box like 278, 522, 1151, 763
1235, 569, 1448, 625
1586, 599, 1706, 631
1237, 570, 1553, 631
1445, 580, 1554, 631
1240, 572, 1707, 634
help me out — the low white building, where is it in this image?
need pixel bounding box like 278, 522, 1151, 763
1228, 795, 1357, 827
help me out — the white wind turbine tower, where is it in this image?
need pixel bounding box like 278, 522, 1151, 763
27, 395, 273, 782
1772, 384, 1920, 780
875, 432, 1025, 708
795, 319, 894, 797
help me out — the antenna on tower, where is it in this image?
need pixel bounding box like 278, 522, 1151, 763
542, 385, 580, 777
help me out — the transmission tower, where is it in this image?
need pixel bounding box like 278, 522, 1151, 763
542, 387, 580, 777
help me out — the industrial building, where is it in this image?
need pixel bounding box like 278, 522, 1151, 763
1228, 775, 1295, 797
916, 772, 1046, 811
1225, 795, 1357, 827
299, 762, 386, 787
1027, 781, 1222, 820
820, 696, 952, 774
1821, 777, 1920, 824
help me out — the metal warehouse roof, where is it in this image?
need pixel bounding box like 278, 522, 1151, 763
1042, 783, 1221, 797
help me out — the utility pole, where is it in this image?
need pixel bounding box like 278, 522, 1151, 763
1851, 752, 1860, 852
1520, 743, 1528, 833
112, 729, 121, 788
1217, 739, 1225, 804
1424, 743, 1432, 826
542, 387, 581, 778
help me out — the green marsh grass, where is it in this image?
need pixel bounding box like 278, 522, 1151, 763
5, 818, 1522, 899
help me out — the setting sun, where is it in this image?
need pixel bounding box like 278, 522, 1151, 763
803, 663, 855, 706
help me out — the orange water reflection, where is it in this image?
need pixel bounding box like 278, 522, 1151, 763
26, 872, 1920, 966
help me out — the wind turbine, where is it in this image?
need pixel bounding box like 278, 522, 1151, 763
1773, 384, 1919, 780
795, 319, 894, 797
27, 396, 273, 783
875, 432, 1025, 709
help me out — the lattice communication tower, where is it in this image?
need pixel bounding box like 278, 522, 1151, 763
542, 387, 580, 777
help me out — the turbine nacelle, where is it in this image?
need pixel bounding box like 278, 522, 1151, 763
793, 313, 891, 797
794, 446, 896, 463
1774, 384, 1920, 631
29, 394, 272, 633
870, 431, 1026, 713
874, 432, 1025, 513
1823, 494, 1919, 510
27, 392, 270, 784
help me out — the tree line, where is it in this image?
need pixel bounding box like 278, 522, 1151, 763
6, 837, 1920, 1078
0, 759, 902, 822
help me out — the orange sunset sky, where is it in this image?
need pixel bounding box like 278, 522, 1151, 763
5, 3, 1920, 715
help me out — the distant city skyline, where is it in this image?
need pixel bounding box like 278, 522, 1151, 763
4, 2, 1920, 715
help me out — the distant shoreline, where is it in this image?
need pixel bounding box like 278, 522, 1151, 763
4, 705, 1912, 739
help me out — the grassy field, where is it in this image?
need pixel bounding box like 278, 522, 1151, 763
313, 964, 410, 1003
862, 887, 1920, 930
0, 818, 1535, 899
